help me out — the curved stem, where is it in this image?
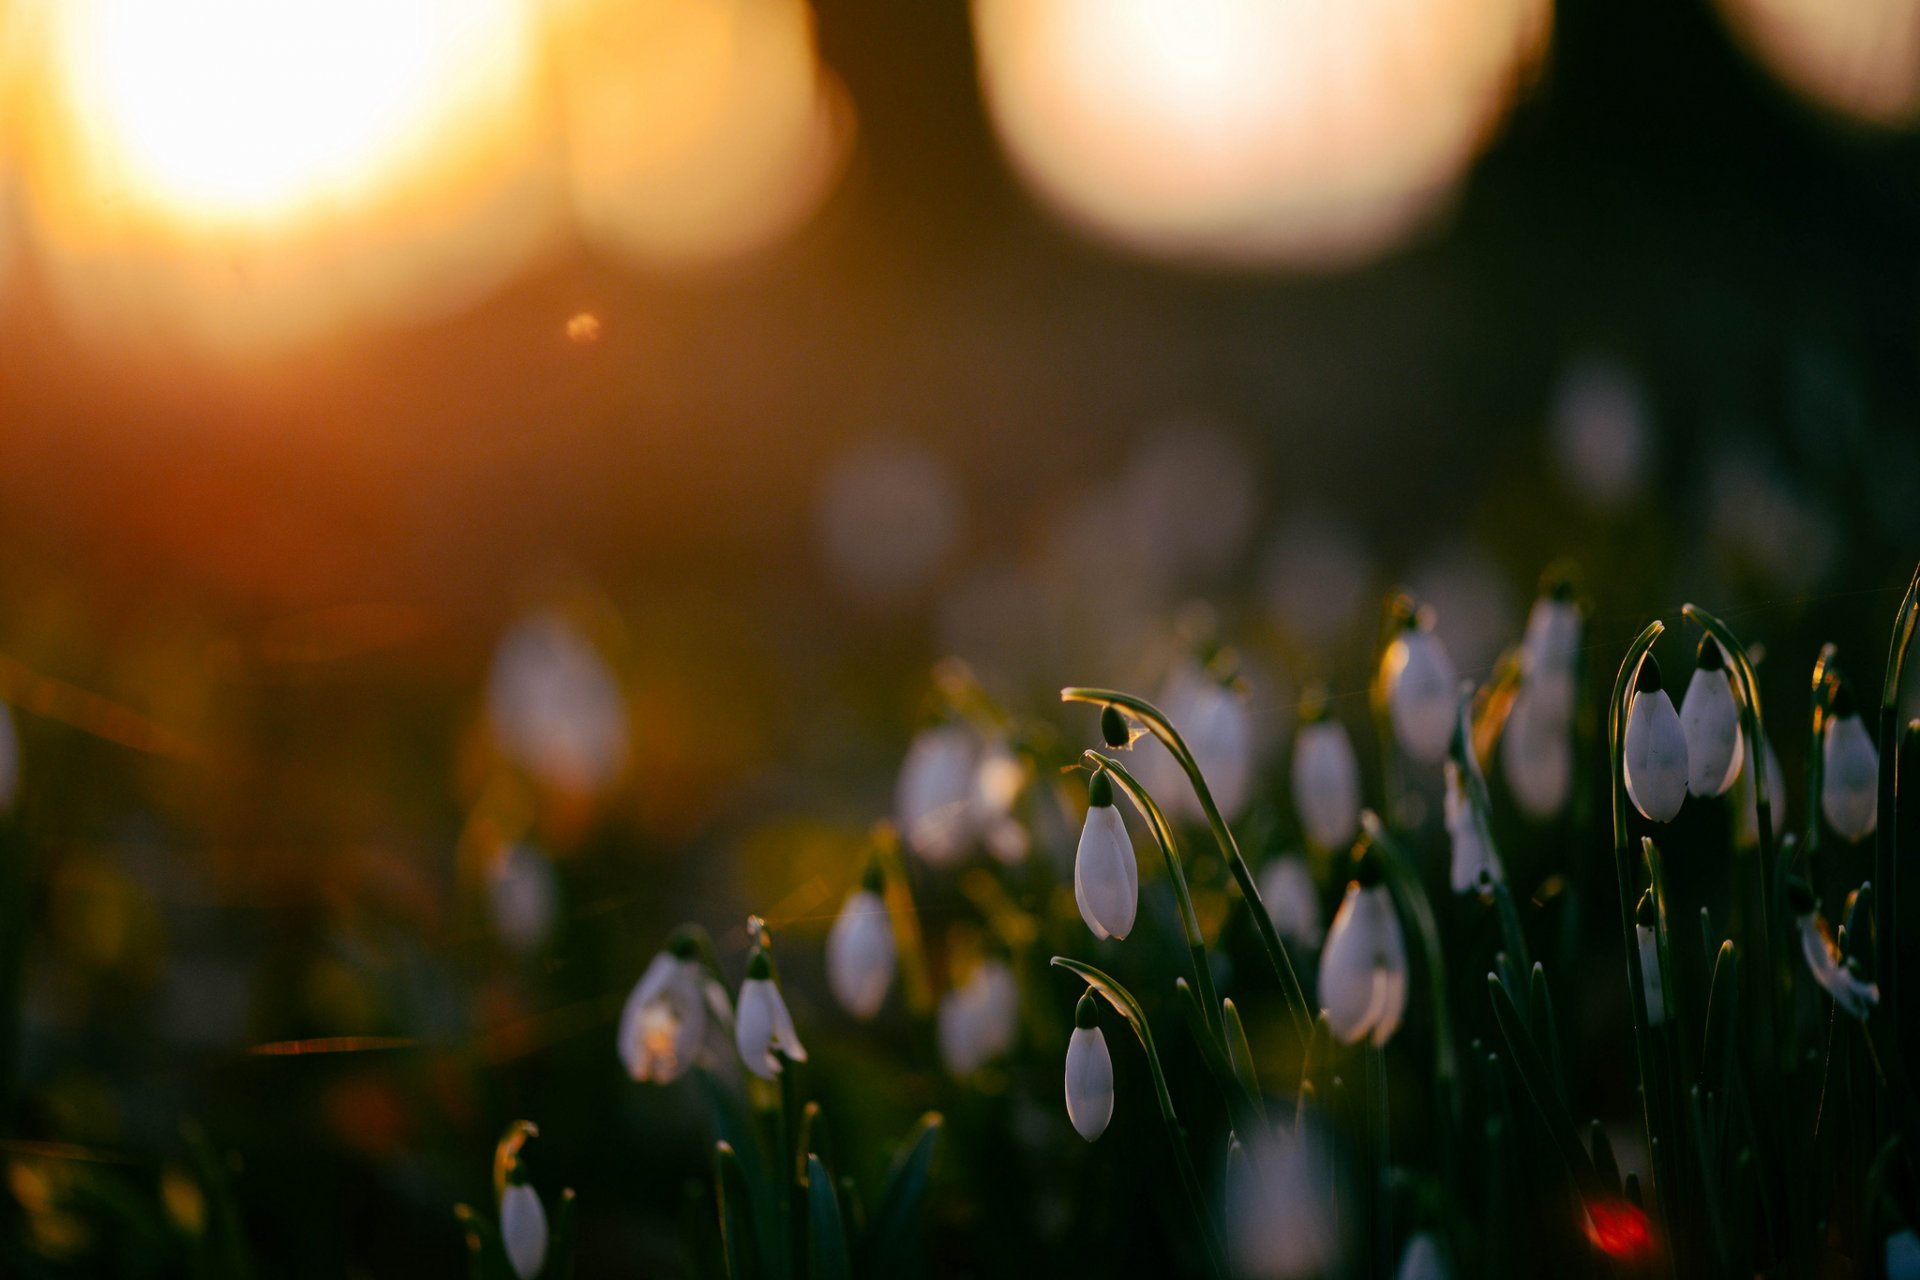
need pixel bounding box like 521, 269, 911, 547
1053, 958, 1229, 1280
1084, 751, 1221, 1042
1877, 562, 1919, 1036
1806, 643, 1840, 875
1064, 688, 1311, 1042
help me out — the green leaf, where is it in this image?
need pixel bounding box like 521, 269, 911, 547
1700, 939, 1738, 1100
1485, 972, 1604, 1203
716, 1142, 761, 1280
1221, 999, 1264, 1118
806, 1156, 851, 1280
856, 1113, 941, 1280
548, 1190, 578, 1280
1173, 980, 1263, 1138
1527, 963, 1566, 1103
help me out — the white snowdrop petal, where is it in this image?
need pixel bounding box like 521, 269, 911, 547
501, 1183, 548, 1280
735, 978, 782, 1079
1259, 857, 1324, 949
1679, 668, 1743, 798
1226, 1124, 1338, 1279
1797, 913, 1880, 1019
1821, 715, 1879, 842
1064, 1026, 1115, 1142
896, 725, 980, 865
619, 953, 707, 1084
1501, 687, 1573, 820
938, 961, 1019, 1076
827, 891, 896, 1020
1387, 630, 1458, 764
1074, 805, 1138, 940
1292, 721, 1360, 851
1318, 883, 1406, 1046
1443, 762, 1502, 896
1624, 689, 1688, 822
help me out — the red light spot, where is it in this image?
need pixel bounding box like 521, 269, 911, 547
1584, 1199, 1654, 1261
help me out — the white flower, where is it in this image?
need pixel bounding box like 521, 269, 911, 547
974, 740, 1030, 864
0, 701, 17, 813
938, 959, 1019, 1076
500, 1180, 548, 1280
1736, 733, 1788, 848
896, 724, 980, 866
1384, 619, 1457, 764
826, 882, 896, 1020
1317, 868, 1408, 1047
487, 611, 628, 796
1888, 1228, 1920, 1280
1678, 639, 1742, 798
1292, 716, 1360, 851
1395, 1232, 1448, 1280
1791, 885, 1879, 1019
1226, 1123, 1337, 1279
1501, 685, 1573, 821
735, 951, 808, 1079
489, 844, 558, 955
617, 943, 733, 1084
1821, 699, 1878, 843
1443, 761, 1502, 896
1259, 855, 1324, 950
1623, 657, 1687, 823
1518, 588, 1582, 720
1636, 894, 1666, 1028
1073, 774, 1138, 940
1138, 662, 1255, 822
1063, 996, 1114, 1142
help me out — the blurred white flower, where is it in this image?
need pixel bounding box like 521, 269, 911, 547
1261, 511, 1373, 651
896, 724, 980, 866
1226, 1122, 1337, 1279
1502, 584, 1582, 820
815, 440, 962, 607
1679, 639, 1743, 799
1518, 587, 1583, 720
1063, 995, 1114, 1142
489, 844, 558, 954
1259, 855, 1324, 950
500, 1180, 548, 1280
826, 878, 896, 1020
618, 941, 733, 1084
1292, 714, 1360, 852
1623, 657, 1687, 823
1396, 1232, 1449, 1280
974, 739, 1031, 864
1791, 884, 1879, 1019
1074, 773, 1139, 940
1383, 616, 1457, 765
1888, 1228, 1920, 1280
1821, 697, 1878, 843
938, 959, 1019, 1076
0, 701, 17, 813
1409, 545, 1516, 678
1318, 862, 1407, 1046
736, 949, 808, 1079
1136, 661, 1255, 821
1442, 761, 1501, 896
487, 611, 628, 795
1550, 356, 1649, 509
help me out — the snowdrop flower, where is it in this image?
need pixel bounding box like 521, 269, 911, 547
489, 844, 558, 955
618, 933, 733, 1084
736, 947, 808, 1079
1074, 771, 1139, 940
1502, 582, 1582, 820
1292, 707, 1360, 851
487, 611, 628, 796
1063, 993, 1114, 1142
1679, 638, 1743, 798
896, 723, 980, 866
1395, 1232, 1448, 1280
1383, 613, 1457, 764
1259, 855, 1324, 950
826, 866, 896, 1020
1226, 1122, 1337, 1279
1623, 655, 1688, 823
1636, 891, 1666, 1028
1790, 881, 1879, 1019
1821, 686, 1879, 842
1442, 761, 1501, 896
0, 701, 17, 813
1736, 733, 1788, 848
1138, 661, 1255, 822
500, 1167, 548, 1280
1888, 1228, 1920, 1280
1318, 852, 1408, 1047
1518, 581, 1582, 720
974, 739, 1030, 864
938, 959, 1019, 1076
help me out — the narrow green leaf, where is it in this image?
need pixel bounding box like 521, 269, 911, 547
1527, 963, 1567, 1103
806, 1156, 851, 1280
1221, 999, 1265, 1118
1700, 940, 1739, 1100
1485, 972, 1604, 1203
857, 1113, 942, 1280
716, 1141, 761, 1280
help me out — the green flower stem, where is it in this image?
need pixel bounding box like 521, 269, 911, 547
1806, 644, 1840, 879
1877, 561, 1919, 1033
1084, 750, 1222, 1044
1641, 835, 1693, 1273
1063, 689, 1312, 1043
1053, 958, 1229, 1280
1605, 620, 1678, 1264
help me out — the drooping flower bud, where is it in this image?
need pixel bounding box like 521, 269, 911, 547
735, 946, 808, 1079
487, 611, 628, 797
1073, 771, 1138, 941
501, 1176, 548, 1280
1383, 615, 1458, 764
1821, 685, 1878, 843
617, 930, 733, 1084
1623, 655, 1688, 823
1258, 855, 1324, 950
895, 723, 980, 866
826, 867, 896, 1020
1635, 890, 1666, 1028
1678, 637, 1742, 798
1063, 994, 1114, 1142
937, 959, 1019, 1076
1442, 761, 1501, 896
1789, 879, 1879, 1019
1291, 705, 1360, 852
1318, 850, 1408, 1046
1100, 705, 1130, 748
1137, 661, 1255, 822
